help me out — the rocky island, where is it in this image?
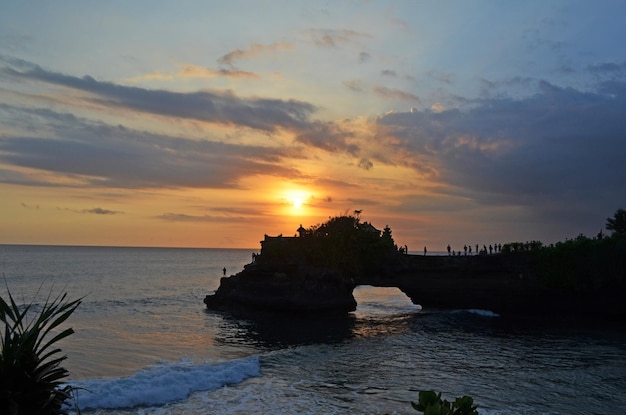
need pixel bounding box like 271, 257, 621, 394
205, 214, 626, 320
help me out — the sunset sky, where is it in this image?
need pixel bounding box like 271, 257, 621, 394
1, 1, 625, 250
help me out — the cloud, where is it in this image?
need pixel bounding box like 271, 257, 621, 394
343, 80, 420, 103
309, 29, 372, 48
374, 79, 626, 230
359, 52, 371, 63
381, 70, 397, 77
127, 64, 259, 82
19, 202, 119, 215
0, 59, 316, 132
358, 158, 373, 170
21, 202, 39, 209
426, 70, 454, 85
218, 42, 294, 66
0, 105, 303, 189
372, 86, 420, 102
293, 121, 358, 155
310, 177, 359, 190
83, 207, 121, 215
156, 213, 246, 223
588, 61, 626, 79
0, 60, 356, 191
343, 79, 366, 92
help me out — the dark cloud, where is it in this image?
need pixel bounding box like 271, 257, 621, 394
588, 61, 626, 79
55, 206, 122, 215
0, 59, 316, 132
0, 105, 302, 189
0, 59, 360, 164
358, 158, 373, 170
381, 70, 397, 77
358, 52, 371, 63
376, 80, 626, 233
83, 208, 121, 215
294, 121, 359, 155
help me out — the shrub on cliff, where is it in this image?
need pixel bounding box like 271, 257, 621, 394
539, 232, 626, 291
302, 215, 399, 277
1, 289, 81, 414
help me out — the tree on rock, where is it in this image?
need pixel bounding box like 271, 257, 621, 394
302, 214, 399, 277
606, 208, 626, 235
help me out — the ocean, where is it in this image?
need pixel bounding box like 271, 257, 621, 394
1, 244, 625, 414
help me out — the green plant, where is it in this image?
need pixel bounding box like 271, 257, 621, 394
1, 289, 82, 414
410, 390, 479, 415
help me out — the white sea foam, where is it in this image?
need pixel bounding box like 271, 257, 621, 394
67, 356, 260, 410
466, 309, 501, 317
454, 309, 501, 317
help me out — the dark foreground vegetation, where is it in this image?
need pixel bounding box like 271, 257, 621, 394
408, 391, 479, 415
1, 290, 81, 415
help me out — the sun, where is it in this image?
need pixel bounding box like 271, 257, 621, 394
284, 189, 310, 213
292, 196, 304, 209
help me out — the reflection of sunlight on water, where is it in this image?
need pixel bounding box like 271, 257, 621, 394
353, 285, 421, 319
351, 286, 422, 338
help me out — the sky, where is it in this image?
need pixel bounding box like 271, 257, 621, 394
1, 1, 625, 250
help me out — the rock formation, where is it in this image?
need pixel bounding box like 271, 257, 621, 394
205, 217, 626, 320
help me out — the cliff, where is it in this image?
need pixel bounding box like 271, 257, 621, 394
204, 219, 626, 321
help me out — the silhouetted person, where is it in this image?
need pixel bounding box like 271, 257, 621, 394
489, 244, 493, 254
475, 244, 479, 254
424, 246, 427, 256
464, 245, 467, 255
447, 244, 451, 255
223, 267, 226, 276
469, 245, 472, 255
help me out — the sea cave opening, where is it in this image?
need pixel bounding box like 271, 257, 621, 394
352, 285, 422, 318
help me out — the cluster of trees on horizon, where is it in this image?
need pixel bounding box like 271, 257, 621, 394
508, 208, 626, 292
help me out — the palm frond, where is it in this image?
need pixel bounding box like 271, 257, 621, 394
1, 286, 83, 415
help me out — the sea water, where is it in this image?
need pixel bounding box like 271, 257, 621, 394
1, 244, 625, 414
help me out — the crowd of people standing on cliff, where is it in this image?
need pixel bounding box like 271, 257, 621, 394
444, 243, 502, 256
404, 243, 506, 256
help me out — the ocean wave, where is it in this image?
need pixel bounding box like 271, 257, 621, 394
453, 309, 501, 317
66, 356, 261, 410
